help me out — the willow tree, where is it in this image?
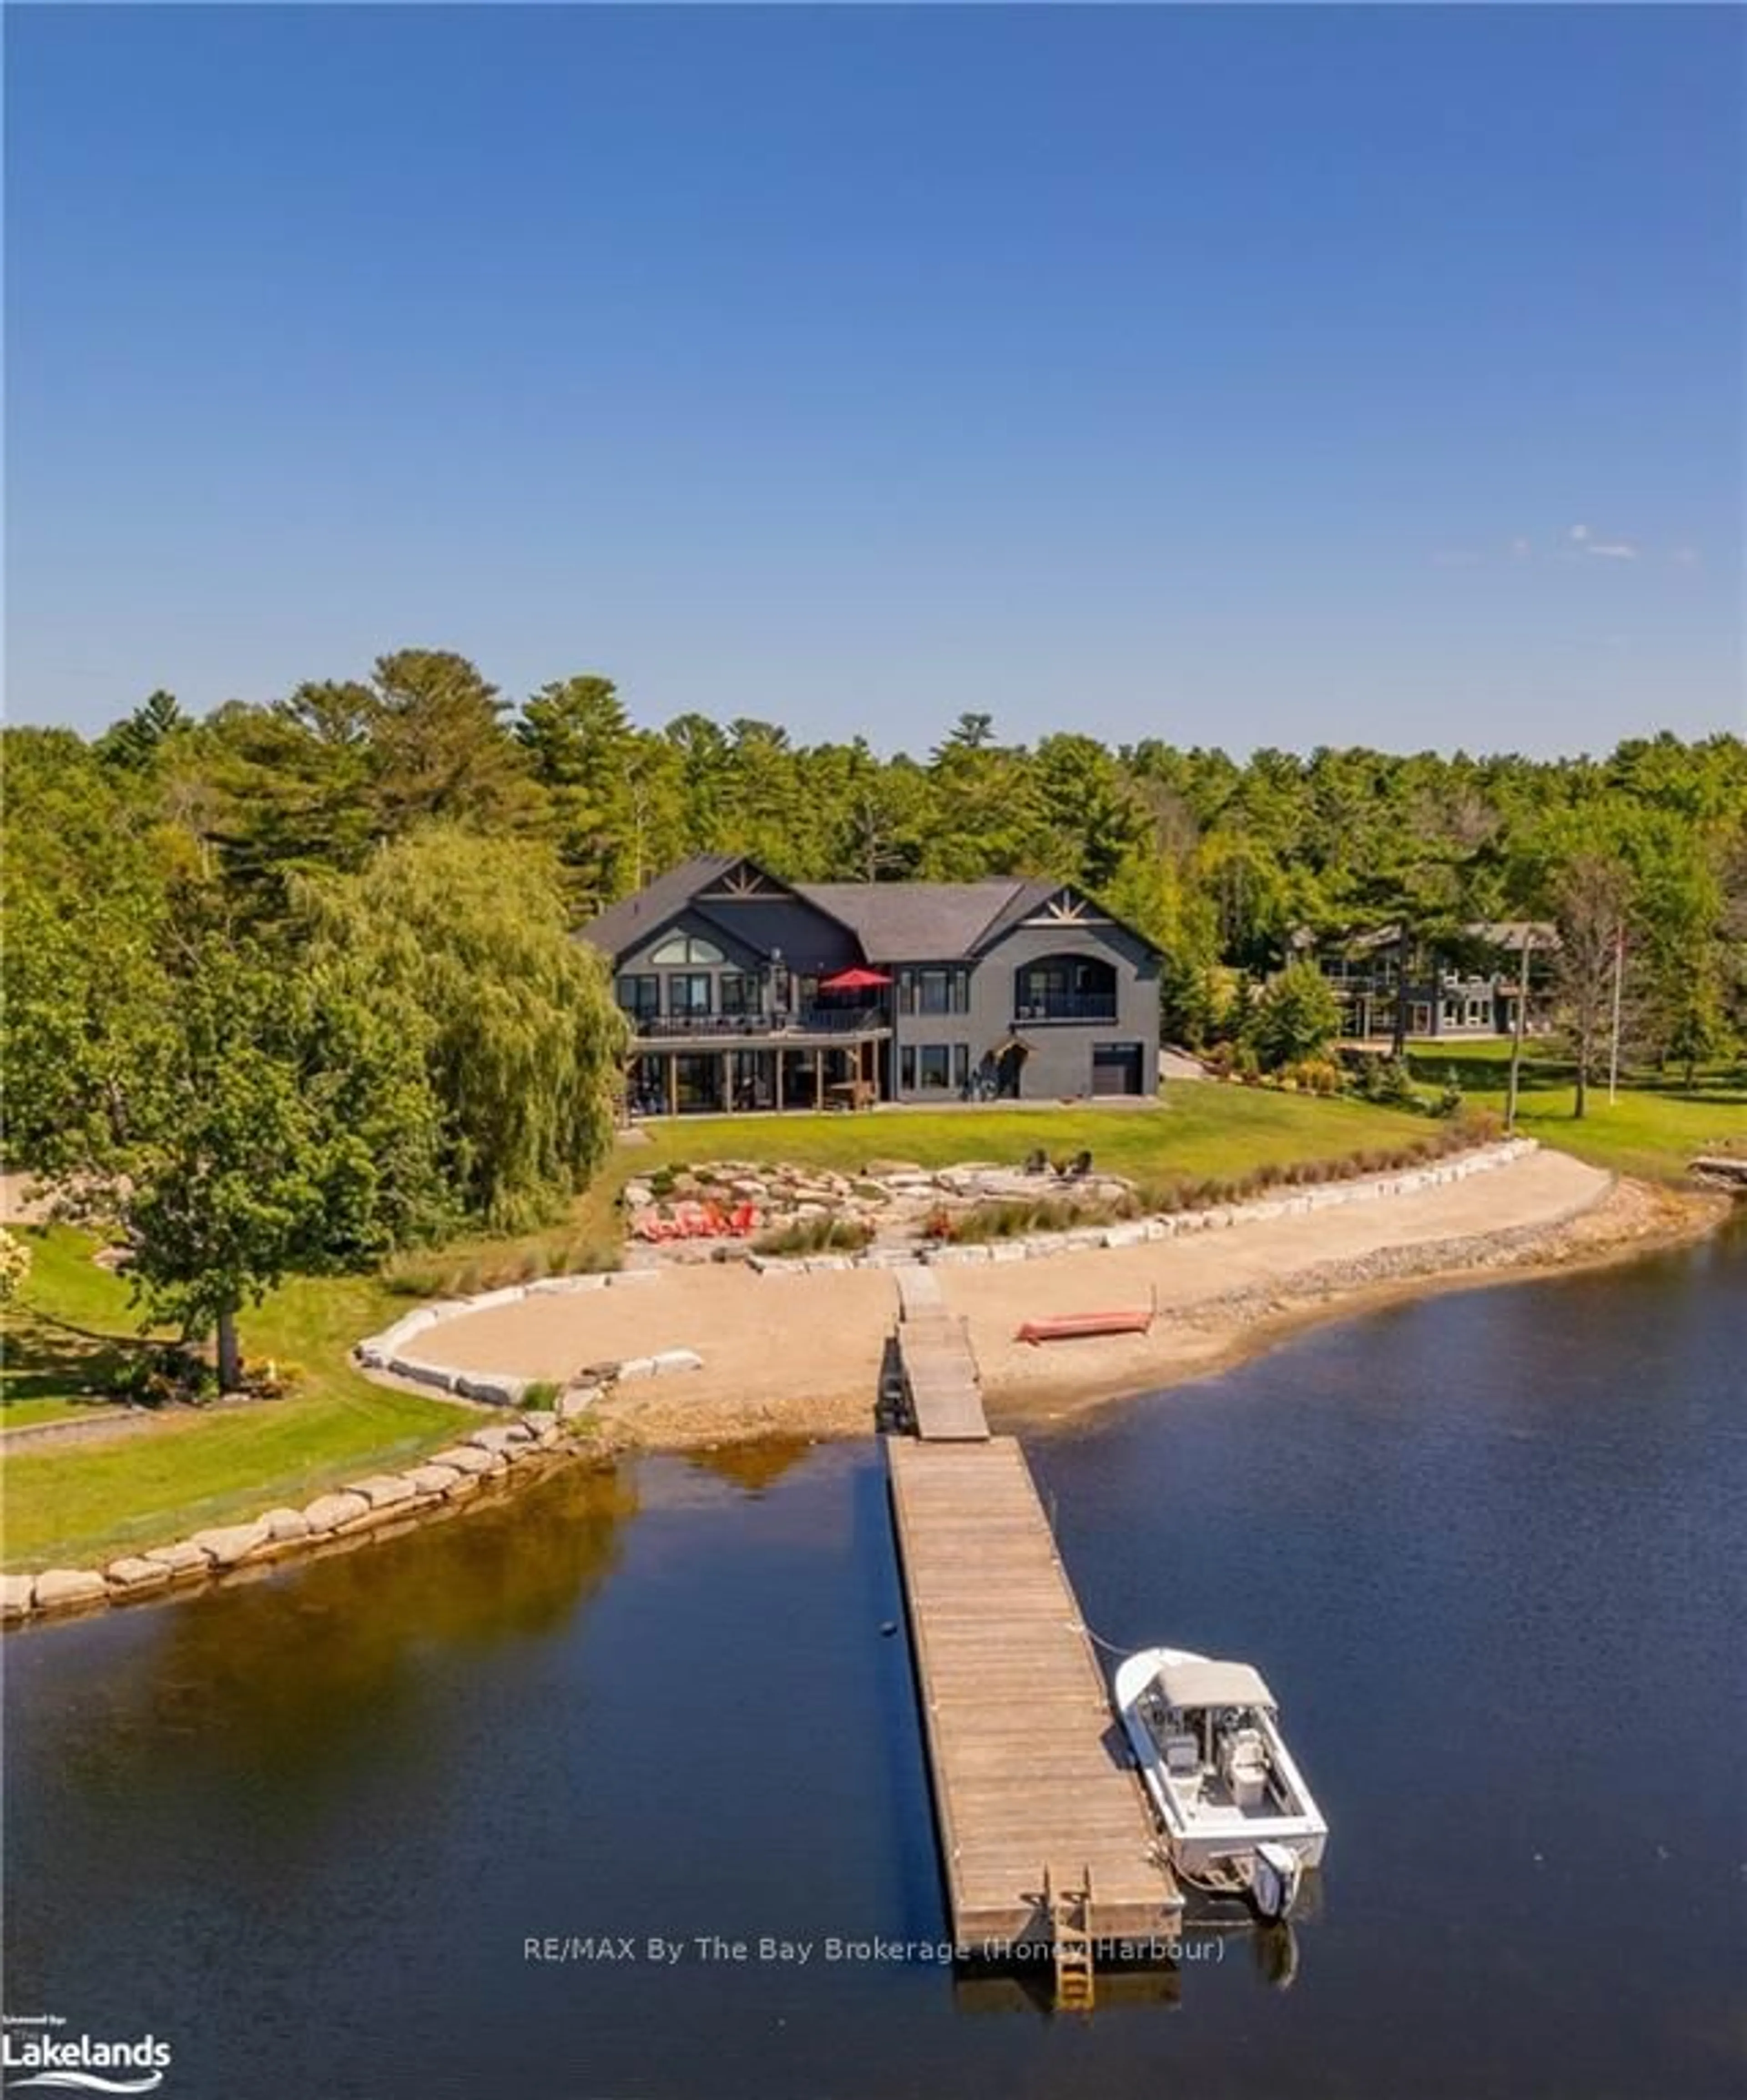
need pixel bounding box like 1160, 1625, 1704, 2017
295, 828, 629, 1229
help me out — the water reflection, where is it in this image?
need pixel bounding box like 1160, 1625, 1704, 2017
18, 1461, 638, 1791
683, 1433, 819, 1496
6, 1229, 1743, 2100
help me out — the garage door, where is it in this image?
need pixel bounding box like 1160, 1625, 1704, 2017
1091, 1042, 1144, 1096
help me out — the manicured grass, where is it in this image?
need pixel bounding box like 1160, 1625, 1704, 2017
2, 1227, 463, 1573
632, 1086, 1429, 1185
0, 1227, 171, 1432
1405, 1045, 1747, 1183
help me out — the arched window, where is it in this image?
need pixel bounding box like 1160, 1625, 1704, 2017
650, 934, 725, 967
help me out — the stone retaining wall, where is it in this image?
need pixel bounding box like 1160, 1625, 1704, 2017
749, 1137, 1540, 1273
353, 1269, 658, 1404
4, 1383, 611, 1630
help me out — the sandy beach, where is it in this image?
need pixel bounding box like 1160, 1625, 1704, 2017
421, 1150, 1723, 1450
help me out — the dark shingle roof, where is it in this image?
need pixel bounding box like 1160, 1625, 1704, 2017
795, 881, 1031, 961
577, 854, 737, 958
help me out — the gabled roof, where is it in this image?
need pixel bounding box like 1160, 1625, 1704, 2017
795, 880, 1032, 961
583, 859, 1164, 967
578, 854, 737, 958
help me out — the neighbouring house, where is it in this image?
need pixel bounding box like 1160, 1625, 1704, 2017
578, 855, 1163, 1114
1295, 921, 1560, 1042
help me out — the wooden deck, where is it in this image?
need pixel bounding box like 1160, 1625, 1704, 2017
887, 1433, 1182, 1958
894, 1267, 990, 1442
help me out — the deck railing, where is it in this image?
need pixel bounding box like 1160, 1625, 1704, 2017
627, 1006, 887, 1040
1013, 994, 1119, 1023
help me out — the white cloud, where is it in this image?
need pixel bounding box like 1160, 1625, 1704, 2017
1567, 523, 1591, 543
1585, 541, 1638, 560
1670, 546, 1702, 566
1509, 536, 1532, 560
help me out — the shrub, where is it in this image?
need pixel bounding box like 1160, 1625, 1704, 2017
1451, 1104, 1504, 1146
247, 1357, 303, 1399
1431, 1066, 1465, 1118
0, 1227, 31, 1303
1251, 962, 1343, 1072
752, 1216, 873, 1257
381, 1257, 447, 1299
521, 1379, 561, 1412
1282, 1056, 1343, 1096
115, 1345, 216, 1409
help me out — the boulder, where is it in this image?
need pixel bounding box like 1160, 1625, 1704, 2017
105, 1556, 173, 1593
431, 1444, 495, 1476
389, 1356, 458, 1392
261, 1506, 311, 1543
465, 1423, 525, 1456
188, 1520, 272, 1568
406, 1462, 463, 1496
34, 1567, 106, 1610
144, 1538, 211, 1576
346, 1474, 417, 1511
649, 1349, 703, 1375
1, 1573, 37, 1619
556, 1385, 599, 1422
302, 1491, 371, 1534
459, 1284, 528, 1314
520, 1410, 558, 1437
454, 1371, 529, 1407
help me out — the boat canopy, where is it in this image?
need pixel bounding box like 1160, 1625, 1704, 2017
1156, 1656, 1276, 1712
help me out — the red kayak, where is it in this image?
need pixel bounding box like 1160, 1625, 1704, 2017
1016, 1297, 1156, 1346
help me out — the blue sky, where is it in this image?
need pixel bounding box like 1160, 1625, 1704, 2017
6, 5, 1742, 755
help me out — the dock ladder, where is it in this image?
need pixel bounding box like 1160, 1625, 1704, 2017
1044, 1864, 1096, 2012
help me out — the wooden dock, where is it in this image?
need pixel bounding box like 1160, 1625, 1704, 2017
886, 1419, 1182, 1965
893, 1267, 990, 1441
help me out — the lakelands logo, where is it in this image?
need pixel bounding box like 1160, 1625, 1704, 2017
1, 2016, 171, 2095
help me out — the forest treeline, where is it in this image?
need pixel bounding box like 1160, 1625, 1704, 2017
23, 647, 1747, 1032
4, 648, 1743, 1375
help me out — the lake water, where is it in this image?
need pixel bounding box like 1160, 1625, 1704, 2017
6, 1224, 1744, 2099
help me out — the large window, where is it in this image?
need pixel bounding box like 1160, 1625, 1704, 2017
719, 972, 760, 1017
902, 1043, 969, 1093
899, 968, 968, 1015
668, 974, 713, 1017
650, 933, 725, 967
616, 974, 660, 1021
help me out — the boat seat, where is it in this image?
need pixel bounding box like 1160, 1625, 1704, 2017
1163, 1733, 1200, 1776
1222, 1726, 1269, 1811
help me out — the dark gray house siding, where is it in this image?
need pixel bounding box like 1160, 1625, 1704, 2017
889, 908, 1161, 1103
580, 859, 1162, 1113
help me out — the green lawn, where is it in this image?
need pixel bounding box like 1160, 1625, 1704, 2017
0, 1082, 1483, 1576
3, 1228, 463, 1574
631, 1086, 1429, 1185
1405, 1043, 1747, 1183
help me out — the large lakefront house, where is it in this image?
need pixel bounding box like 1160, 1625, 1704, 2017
1298, 921, 1560, 1042
580, 856, 1162, 1114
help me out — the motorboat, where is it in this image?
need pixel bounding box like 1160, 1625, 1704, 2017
1115, 1645, 1328, 1919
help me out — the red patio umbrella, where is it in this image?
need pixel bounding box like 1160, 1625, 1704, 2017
818, 966, 892, 991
